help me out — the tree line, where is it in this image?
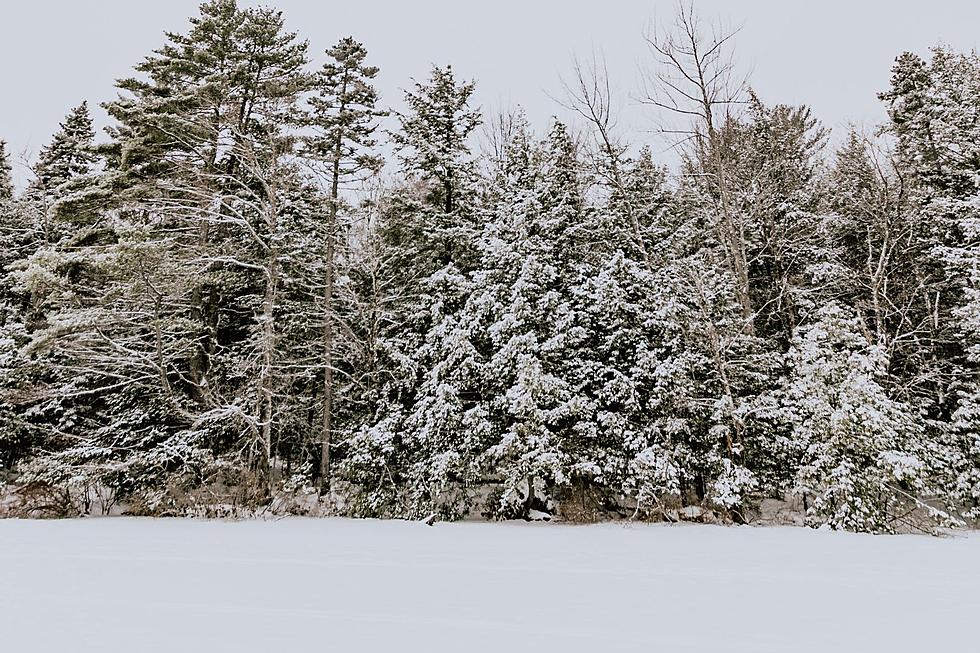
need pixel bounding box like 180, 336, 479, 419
1, 0, 979, 533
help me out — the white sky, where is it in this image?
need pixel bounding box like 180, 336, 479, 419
2, 0, 978, 188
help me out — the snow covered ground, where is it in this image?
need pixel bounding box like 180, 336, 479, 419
1, 518, 977, 652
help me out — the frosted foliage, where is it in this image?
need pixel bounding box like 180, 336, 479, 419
784, 304, 956, 532
4, 6, 980, 535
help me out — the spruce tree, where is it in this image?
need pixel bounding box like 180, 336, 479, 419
879, 47, 980, 520
18, 102, 98, 245
29, 101, 96, 197
392, 64, 481, 216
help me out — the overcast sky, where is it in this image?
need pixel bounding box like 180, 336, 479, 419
2, 0, 978, 188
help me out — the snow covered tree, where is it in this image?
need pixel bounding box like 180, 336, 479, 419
951, 223, 980, 519
816, 131, 944, 409
306, 36, 385, 491
0, 284, 32, 473
879, 47, 980, 520
29, 102, 97, 198
26, 102, 97, 240
11, 101, 99, 253
0, 138, 23, 290
610, 161, 781, 517
0, 103, 106, 490
339, 64, 484, 517
0, 140, 14, 201
13, 0, 317, 511
726, 95, 828, 345
783, 303, 956, 532
469, 120, 588, 518
392, 65, 481, 217
653, 250, 775, 514
0, 143, 35, 474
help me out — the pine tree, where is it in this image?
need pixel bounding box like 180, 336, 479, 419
17, 102, 98, 246
306, 36, 385, 491
15, 0, 314, 510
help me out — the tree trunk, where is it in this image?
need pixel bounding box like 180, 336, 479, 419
320, 80, 349, 494
712, 139, 754, 334
320, 206, 336, 493
258, 238, 279, 497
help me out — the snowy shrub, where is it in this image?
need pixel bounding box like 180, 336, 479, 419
711, 459, 758, 511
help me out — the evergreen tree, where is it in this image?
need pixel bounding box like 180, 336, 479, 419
14, 0, 315, 511
782, 303, 957, 532
17, 102, 98, 247
29, 102, 97, 198
0, 144, 34, 475
730, 95, 827, 346
472, 120, 589, 518
0, 103, 105, 486
340, 64, 484, 517
392, 65, 481, 216
306, 36, 385, 491
0, 140, 14, 201
879, 47, 980, 520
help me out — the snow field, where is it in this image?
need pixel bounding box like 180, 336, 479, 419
1, 518, 978, 652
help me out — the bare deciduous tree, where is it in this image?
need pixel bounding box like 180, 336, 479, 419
556, 51, 651, 267
641, 1, 753, 330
